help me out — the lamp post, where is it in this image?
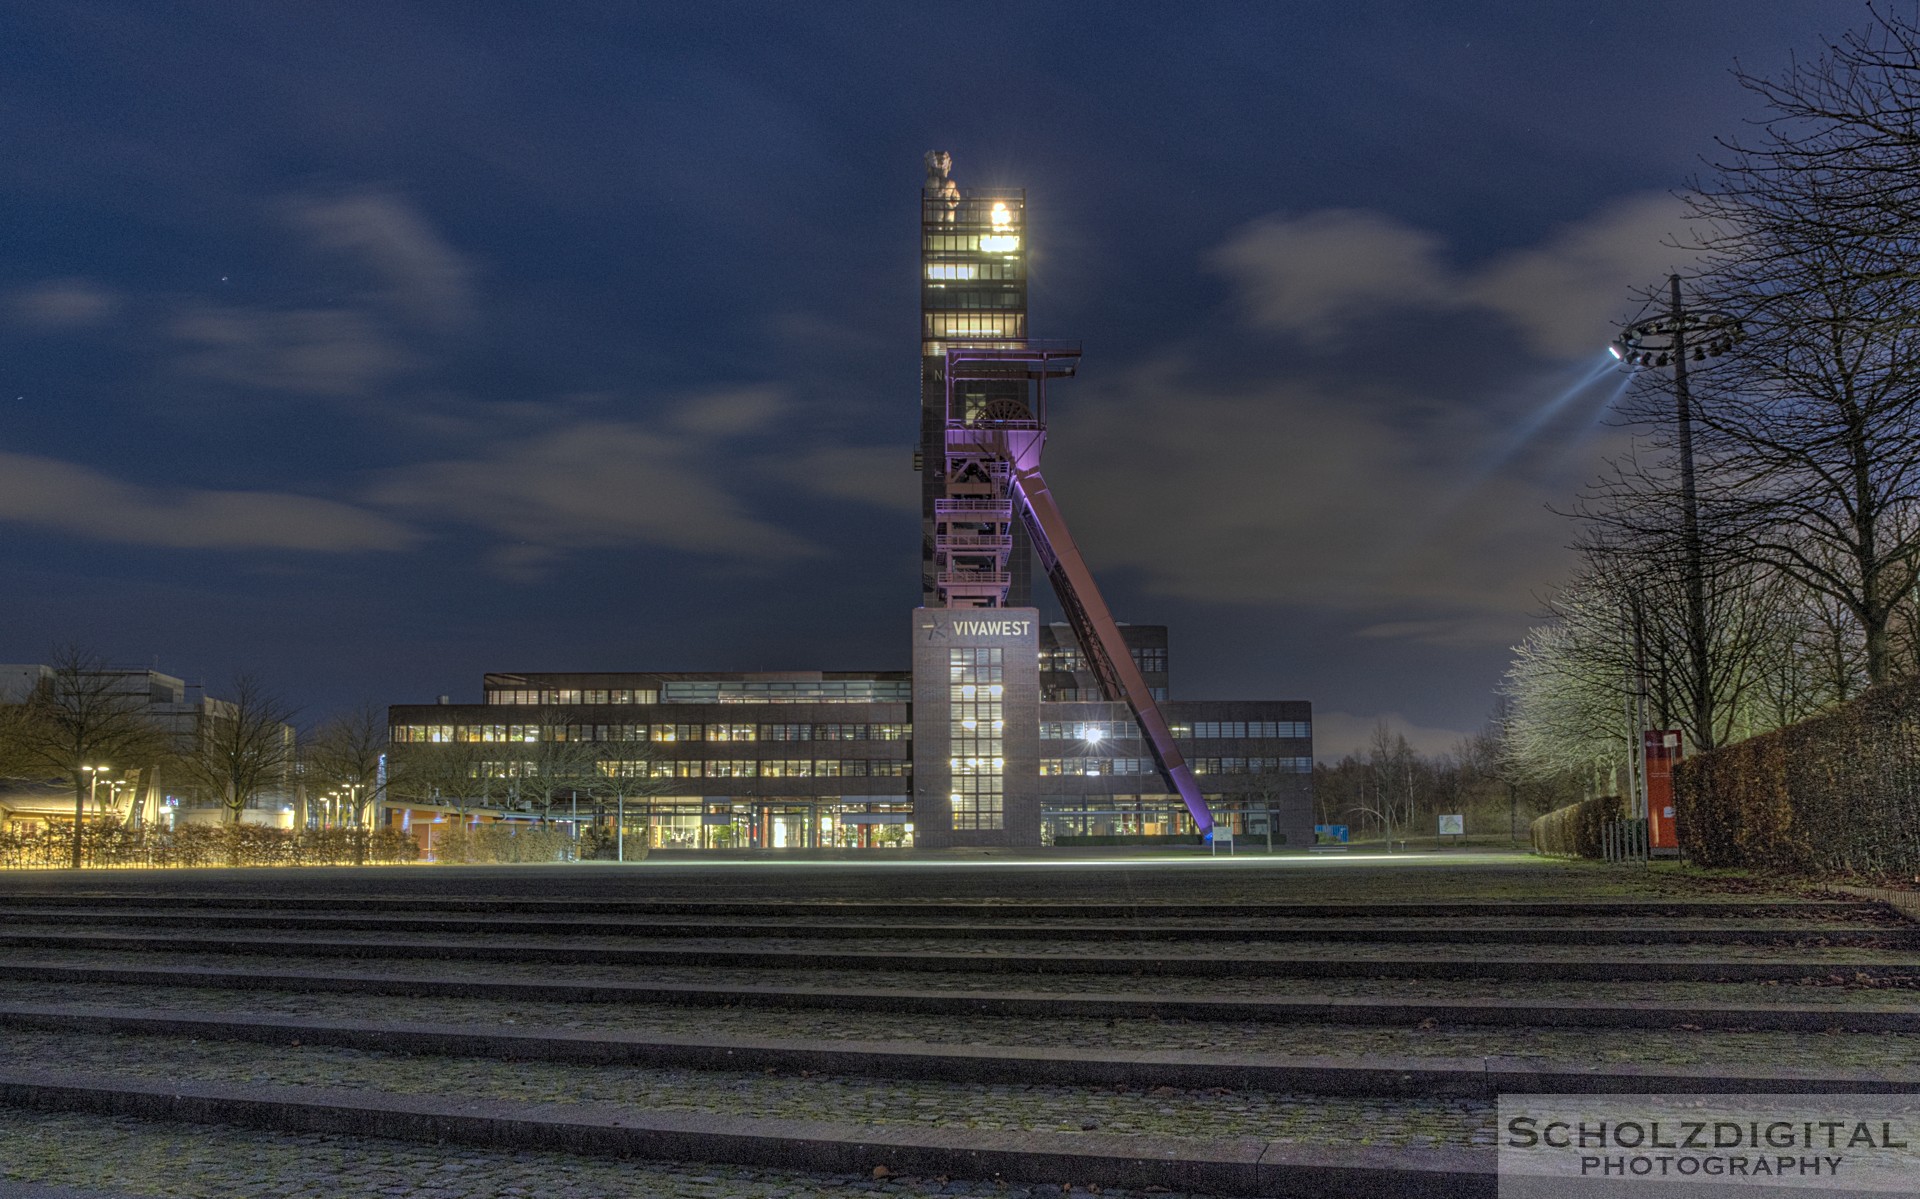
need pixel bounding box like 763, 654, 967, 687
72, 765, 107, 869
1612, 275, 1739, 755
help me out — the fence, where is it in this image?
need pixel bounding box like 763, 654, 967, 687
1602, 817, 1650, 864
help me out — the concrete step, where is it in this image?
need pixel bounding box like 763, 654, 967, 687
6, 1004, 1918, 1097
0, 1067, 1493, 1198
0, 915, 1907, 945
4, 930, 1918, 980
4, 962, 1916, 1031
0, 895, 1881, 919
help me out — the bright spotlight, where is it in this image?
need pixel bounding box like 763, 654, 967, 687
1607, 343, 1624, 361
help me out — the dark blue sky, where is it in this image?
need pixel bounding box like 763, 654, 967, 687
0, 1, 1850, 755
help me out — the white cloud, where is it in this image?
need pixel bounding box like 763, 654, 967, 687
1211, 192, 1708, 357
286, 191, 476, 332
8, 279, 119, 331
1210, 209, 1451, 342
1464, 194, 1713, 358
668, 386, 787, 437
372, 418, 815, 567
0, 450, 417, 551
171, 306, 418, 396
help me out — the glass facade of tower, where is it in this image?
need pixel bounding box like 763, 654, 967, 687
947, 646, 1005, 830
920, 182, 1032, 608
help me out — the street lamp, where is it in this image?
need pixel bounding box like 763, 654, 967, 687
1611, 274, 1740, 756
71, 765, 108, 869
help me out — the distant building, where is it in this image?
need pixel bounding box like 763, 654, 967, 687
0, 663, 293, 830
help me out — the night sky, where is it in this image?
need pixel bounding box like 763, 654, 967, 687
0, 1, 1850, 756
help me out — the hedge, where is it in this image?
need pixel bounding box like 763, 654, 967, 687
1530, 794, 1626, 858
1676, 678, 1920, 879
0, 821, 420, 869
428, 824, 578, 864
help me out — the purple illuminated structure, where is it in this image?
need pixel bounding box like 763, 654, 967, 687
935, 342, 1215, 837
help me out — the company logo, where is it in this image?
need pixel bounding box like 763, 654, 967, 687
952, 619, 1031, 637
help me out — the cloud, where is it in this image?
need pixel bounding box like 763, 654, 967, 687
372, 418, 815, 567
1210, 209, 1452, 342
8, 279, 119, 331
668, 386, 787, 437
286, 191, 476, 332
170, 306, 418, 396
786, 445, 917, 511
1463, 194, 1714, 358
1052, 357, 1576, 639
1211, 192, 1708, 357
0, 450, 417, 551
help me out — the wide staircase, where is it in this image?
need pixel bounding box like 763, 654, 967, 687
0, 857, 1915, 1198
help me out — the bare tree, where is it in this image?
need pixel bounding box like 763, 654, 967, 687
1674, 12, 1920, 685
178, 675, 298, 830
0, 646, 173, 868
304, 702, 389, 829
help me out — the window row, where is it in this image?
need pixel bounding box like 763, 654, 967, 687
1039, 721, 1140, 742
486, 688, 659, 706
923, 288, 1023, 310
922, 233, 1024, 253
393, 722, 911, 744
1046, 686, 1167, 701
1040, 758, 1156, 776
659, 680, 911, 703
540, 759, 915, 779
1183, 721, 1311, 740
1190, 757, 1313, 774
924, 261, 1022, 281
924, 313, 1026, 340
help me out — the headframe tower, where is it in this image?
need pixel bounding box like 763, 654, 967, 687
918, 151, 1033, 609
912, 152, 1215, 838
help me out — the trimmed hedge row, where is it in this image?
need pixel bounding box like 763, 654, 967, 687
0, 821, 420, 869
1530, 794, 1626, 858
428, 824, 577, 864
1676, 679, 1920, 879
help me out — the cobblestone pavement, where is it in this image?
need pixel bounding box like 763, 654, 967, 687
2, 982, 1915, 1066
0, 1109, 1226, 1198
0, 1030, 1497, 1146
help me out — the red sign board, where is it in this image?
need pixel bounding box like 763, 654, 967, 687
1643, 730, 1683, 851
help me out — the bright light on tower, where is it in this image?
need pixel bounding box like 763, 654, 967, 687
991, 201, 1011, 228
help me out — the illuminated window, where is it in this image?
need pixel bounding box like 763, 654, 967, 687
949, 647, 1003, 830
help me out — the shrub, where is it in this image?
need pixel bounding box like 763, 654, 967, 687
1530, 794, 1626, 858
428, 823, 572, 864
1676, 679, 1920, 879
0, 820, 421, 869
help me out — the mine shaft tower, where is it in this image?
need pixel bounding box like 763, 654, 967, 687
915, 152, 1214, 837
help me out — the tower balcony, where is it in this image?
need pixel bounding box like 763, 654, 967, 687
935, 498, 1013, 520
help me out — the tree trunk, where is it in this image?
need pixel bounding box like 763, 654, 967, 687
70, 777, 87, 869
